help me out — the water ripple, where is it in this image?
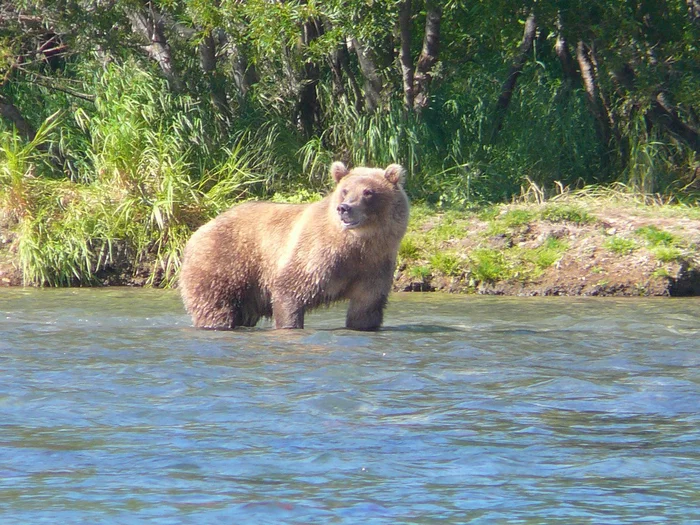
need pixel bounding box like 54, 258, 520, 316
0, 290, 699, 523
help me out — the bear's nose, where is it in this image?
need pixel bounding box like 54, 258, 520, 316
337, 203, 351, 215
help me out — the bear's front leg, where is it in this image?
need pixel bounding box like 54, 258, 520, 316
272, 294, 305, 329
345, 291, 388, 331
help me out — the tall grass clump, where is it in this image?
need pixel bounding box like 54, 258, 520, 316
3, 61, 285, 286
620, 112, 698, 196
0, 112, 62, 220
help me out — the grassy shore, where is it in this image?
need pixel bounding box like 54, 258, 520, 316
396, 191, 700, 296
1, 186, 699, 296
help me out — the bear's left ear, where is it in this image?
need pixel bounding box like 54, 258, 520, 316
331, 161, 349, 184
384, 164, 405, 186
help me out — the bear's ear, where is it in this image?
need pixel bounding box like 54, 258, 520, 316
384, 164, 405, 186
331, 161, 349, 184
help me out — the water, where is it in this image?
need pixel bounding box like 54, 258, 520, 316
1, 289, 699, 524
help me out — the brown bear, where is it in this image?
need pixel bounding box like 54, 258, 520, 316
179, 162, 410, 330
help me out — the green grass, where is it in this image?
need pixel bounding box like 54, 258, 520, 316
652, 246, 683, 263
632, 225, 686, 263
485, 207, 535, 236
528, 236, 567, 269
408, 265, 432, 281
468, 248, 508, 282
604, 236, 639, 255
651, 267, 672, 279
476, 205, 500, 221
0, 62, 283, 287
429, 252, 463, 276
635, 225, 677, 246
540, 204, 594, 225
398, 234, 421, 260
502, 208, 536, 228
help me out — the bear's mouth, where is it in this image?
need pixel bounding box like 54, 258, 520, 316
340, 217, 361, 229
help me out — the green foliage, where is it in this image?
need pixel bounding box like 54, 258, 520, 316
429, 252, 463, 277
468, 248, 508, 283
604, 236, 639, 255
652, 246, 683, 263
408, 265, 431, 281
540, 204, 594, 225
634, 225, 684, 263
502, 209, 536, 228
0, 111, 62, 218
487, 207, 535, 235
651, 267, 671, 279
1, 0, 699, 287
528, 236, 567, 270
1, 62, 285, 286
635, 225, 677, 247
398, 234, 421, 260
476, 205, 501, 222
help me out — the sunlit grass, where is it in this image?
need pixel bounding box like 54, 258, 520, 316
604, 236, 639, 255
540, 204, 594, 225
635, 225, 677, 246
468, 248, 508, 282
429, 251, 463, 276
652, 246, 683, 263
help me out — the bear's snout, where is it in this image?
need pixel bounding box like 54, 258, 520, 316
337, 202, 362, 229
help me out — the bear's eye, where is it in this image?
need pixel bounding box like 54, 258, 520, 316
340, 188, 348, 199
363, 189, 374, 198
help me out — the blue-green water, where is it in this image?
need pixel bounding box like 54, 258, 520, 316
1, 289, 699, 524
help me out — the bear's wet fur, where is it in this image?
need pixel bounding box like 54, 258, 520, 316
179, 162, 410, 330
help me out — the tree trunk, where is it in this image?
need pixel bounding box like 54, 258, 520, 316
198, 30, 230, 120
398, 0, 414, 111
298, 19, 322, 137
328, 38, 364, 112
490, 11, 536, 142
127, 3, 183, 92
576, 41, 614, 150
351, 37, 383, 112
226, 42, 257, 98
412, 0, 442, 112
648, 93, 700, 154
554, 12, 577, 88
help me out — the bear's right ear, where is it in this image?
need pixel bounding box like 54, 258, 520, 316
331, 161, 349, 184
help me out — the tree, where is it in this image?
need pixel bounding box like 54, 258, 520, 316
398, 0, 443, 114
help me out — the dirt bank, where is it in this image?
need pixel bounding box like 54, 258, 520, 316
394, 200, 700, 297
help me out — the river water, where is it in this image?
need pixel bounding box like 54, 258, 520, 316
0, 289, 699, 524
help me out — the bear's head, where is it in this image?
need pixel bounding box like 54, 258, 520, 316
329, 162, 408, 233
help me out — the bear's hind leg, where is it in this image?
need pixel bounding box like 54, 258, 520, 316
186, 288, 246, 330
191, 307, 238, 330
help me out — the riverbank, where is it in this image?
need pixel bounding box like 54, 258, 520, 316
396, 194, 700, 297
1, 193, 699, 296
